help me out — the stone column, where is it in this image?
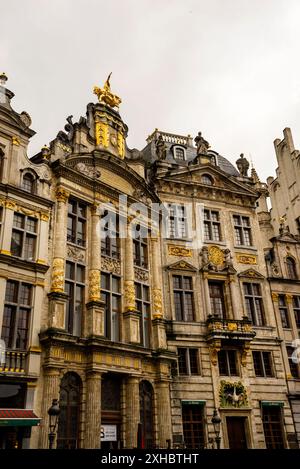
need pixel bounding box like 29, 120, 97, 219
1, 200, 16, 255
85, 371, 102, 448
86, 204, 105, 337
156, 381, 172, 448
125, 377, 140, 448
39, 368, 61, 449
229, 277, 239, 319
48, 187, 69, 330
123, 224, 141, 344
151, 236, 167, 349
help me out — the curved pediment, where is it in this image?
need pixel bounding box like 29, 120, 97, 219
238, 268, 265, 279
166, 260, 197, 271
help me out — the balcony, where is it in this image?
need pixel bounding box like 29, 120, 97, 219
206, 316, 256, 344
0, 350, 26, 373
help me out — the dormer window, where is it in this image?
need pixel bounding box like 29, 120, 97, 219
201, 174, 213, 185
22, 173, 35, 194
173, 146, 185, 161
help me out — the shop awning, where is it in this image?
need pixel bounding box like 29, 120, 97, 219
0, 409, 41, 427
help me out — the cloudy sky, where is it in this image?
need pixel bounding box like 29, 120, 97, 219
1, 0, 300, 181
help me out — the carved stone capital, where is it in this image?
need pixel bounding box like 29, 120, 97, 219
55, 187, 70, 203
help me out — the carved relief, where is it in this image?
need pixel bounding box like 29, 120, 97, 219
4, 200, 17, 210
236, 254, 257, 264
89, 269, 101, 301
208, 245, 224, 266
55, 187, 69, 203
152, 288, 163, 317
95, 122, 109, 147
209, 340, 221, 365
219, 381, 248, 408
124, 280, 135, 311
67, 245, 86, 263
12, 136, 20, 146
75, 162, 101, 179
51, 258, 65, 292
271, 292, 279, 302
101, 256, 121, 275
134, 266, 149, 282
168, 245, 192, 257
117, 131, 125, 158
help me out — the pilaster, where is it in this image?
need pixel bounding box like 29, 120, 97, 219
85, 371, 102, 448
39, 368, 61, 448
125, 376, 140, 448
155, 381, 172, 448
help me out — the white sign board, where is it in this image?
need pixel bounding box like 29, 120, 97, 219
101, 425, 117, 441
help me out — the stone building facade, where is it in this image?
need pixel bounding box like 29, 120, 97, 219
0, 74, 299, 449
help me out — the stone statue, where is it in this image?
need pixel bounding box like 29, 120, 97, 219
155, 134, 167, 160
93, 73, 122, 109
224, 248, 233, 268
194, 132, 209, 155
236, 153, 249, 177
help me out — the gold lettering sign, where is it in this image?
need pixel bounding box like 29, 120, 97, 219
237, 254, 257, 264
168, 245, 192, 257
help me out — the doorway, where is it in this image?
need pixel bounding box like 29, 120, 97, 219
226, 416, 248, 449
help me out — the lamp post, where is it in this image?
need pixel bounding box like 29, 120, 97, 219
211, 408, 221, 449
48, 399, 60, 449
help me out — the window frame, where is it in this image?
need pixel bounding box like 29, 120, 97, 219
101, 209, 120, 259
292, 296, 300, 329
101, 271, 121, 342
173, 145, 186, 161
233, 214, 252, 246
208, 281, 226, 318
65, 260, 85, 336
286, 257, 297, 280
173, 275, 195, 322
11, 212, 38, 261
203, 208, 222, 242
22, 172, 35, 194
278, 295, 290, 329
217, 349, 239, 376
252, 351, 274, 377
67, 199, 87, 247
167, 204, 188, 239
243, 282, 266, 326
135, 282, 151, 348
287, 346, 300, 379
177, 347, 200, 376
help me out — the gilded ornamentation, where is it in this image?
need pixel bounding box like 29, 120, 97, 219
12, 136, 20, 146
40, 212, 50, 222
89, 269, 101, 301
236, 254, 257, 265
242, 324, 253, 333
124, 280, 136, 311
285, 294, 293, 304
4, 200, 17, 210
209, 340, 221, 365
208, 245, 224, 267
95, 122, 109, 147
51, 258, 64, 292
101, 256, 121, 275
134, 266, 149, 282
93, 73, 122, 108
241, 343, 250, 367
55, 187, 69, 203
57, 142, 72, 153
227, 322, 238, 331
168, 245, 192, 257
67, 245, 85, 263
117, 131, 125, 158
219, 381, 248, 407
152, 288, 163, 317
271, 292, 279, 302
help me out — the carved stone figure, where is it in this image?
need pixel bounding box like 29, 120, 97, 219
224, 248, 233, 267
194, 132, 209, 155
64, 115, 74, 142
155, 134, 167, 160
235, 153, 249, 177
93, 73, 122, 108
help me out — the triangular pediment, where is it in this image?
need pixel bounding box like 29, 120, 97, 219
238, 268, 265, 279
166, 260, 197, 271
161, 164, 257, 197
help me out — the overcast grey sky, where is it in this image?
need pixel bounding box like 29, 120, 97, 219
1, 0, 300, 181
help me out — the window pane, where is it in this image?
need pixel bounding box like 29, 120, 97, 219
263, 352, 274, 377
185, 292, 194, 321
76, 265, 85, 283
13, 213, 24, 229
11, 231, 23, 257
218, 350, 228, 375
66, 262, 75, 280
173, 275, 181, 289
253, 351, 264, 377
178, 348, 188, 375
189, 349, 199, 375
228, 350, 237, 375
1, 305, 15, 348
5, 281, 18, 303
174, 292, 183, 321
183, 277, 192, 290
15, 307, 29, 349
19, 284, 32, 305
25, 217, 37, 233
112, 276, 120, 293
24, 235, 36, 259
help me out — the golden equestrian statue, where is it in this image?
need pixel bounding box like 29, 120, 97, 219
93, 73, 122, 109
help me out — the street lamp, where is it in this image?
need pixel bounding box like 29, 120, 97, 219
211, 409, 221, 449
48, 399, 60, 449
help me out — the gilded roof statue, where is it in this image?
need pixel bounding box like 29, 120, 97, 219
93, 73, 122, 109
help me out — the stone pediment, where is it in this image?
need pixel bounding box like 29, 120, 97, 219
238, 268, 265, 279
0, 106, 35, 138
162, 165, 257, 197
166, 260, 197, 271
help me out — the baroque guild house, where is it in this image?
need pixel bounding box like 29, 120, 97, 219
0, 73, 299, 449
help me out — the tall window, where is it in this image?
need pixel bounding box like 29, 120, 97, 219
65, 261, 85, 336
252, 351, 274, 377
203, 209, 221, 242
209, 282, 226, 318
67, 199, 86, 246
218, 350, 238, 376
139, 381, 154, 449
101, 210, 120, 258
133, 231, 148, 269
173, 275, 195, 322
233, 215, 252, 246
174, 147, 185, 161
101, 273, 121, 341
182, 404, 205, 449
135, 283, 151, 347
11, 213, 37, 260
243, 283, 265, 326
177, 348, 200, 375
262, 406, 285, 449
287, 346, 300, 379
293, 296, 300, 329
57, 373, 81, 449
286, 257, 297, 279
1, 281, 32, 350
22, 173, 35, 193
278, 295, 290, 328
167, 204, 187, 239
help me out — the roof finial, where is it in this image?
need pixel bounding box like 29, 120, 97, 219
0, 72, 8, 87
93, 73, 122, 109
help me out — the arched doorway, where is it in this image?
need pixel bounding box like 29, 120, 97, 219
139, 381, 154, 448
57, 372, 81, 449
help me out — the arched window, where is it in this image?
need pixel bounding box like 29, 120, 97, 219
22, 173, 35, 193
173, 146, 185, 161
201, 174, 213, 185
139, 381, 154, 449
57, 372, 81, 449
286, 257, 297, 280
